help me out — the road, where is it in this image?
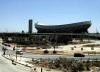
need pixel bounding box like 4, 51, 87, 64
1, 45, 100, 61
0, 46, 28, 72
0, 45, 63, 72
3, 45, 100, 61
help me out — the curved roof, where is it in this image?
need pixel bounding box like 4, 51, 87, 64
35, 21, 91, 33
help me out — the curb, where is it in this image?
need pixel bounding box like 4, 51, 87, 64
2, 55, 32, 68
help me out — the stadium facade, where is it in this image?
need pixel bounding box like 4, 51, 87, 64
35, 21, 91, 44
35, 21, 91, 33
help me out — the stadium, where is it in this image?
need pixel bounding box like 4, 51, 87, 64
35, 21, 91, 33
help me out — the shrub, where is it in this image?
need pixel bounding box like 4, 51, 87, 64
53, 51, 57, 54
44, 50, 49, 54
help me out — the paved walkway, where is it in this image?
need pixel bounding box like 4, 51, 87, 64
3, 55, 62, 72
4, 55, 100, 72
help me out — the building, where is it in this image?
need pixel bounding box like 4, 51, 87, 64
28, 19, 33, 33
35, 21, 91, 44
35, 21, 91, 33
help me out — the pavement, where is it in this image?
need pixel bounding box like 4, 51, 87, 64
0, 49, 30, 72
3, 54, 62, 72
0, 44, 62, 72
4, 51, 100, 72
1, 52, 100, 72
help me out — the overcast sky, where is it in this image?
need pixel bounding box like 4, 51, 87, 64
0, 0, 100, 33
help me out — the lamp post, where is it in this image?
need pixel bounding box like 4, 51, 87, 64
16, 51, 17, 61
53, 33, 57, 54
2, 47, 7, 55
41, 67, 43, 72
3, 49, 5, 55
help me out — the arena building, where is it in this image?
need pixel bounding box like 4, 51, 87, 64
35, 21, 91, 33
34, 21, 91, 44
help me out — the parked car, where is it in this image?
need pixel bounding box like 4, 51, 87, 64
16, 50, 23, 55
74, 53, 85, 57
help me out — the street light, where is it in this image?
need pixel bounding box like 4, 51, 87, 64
53, 33, 57, 54
16, 51, 17, 61
2, 47, 7, 55
41, 67, 43, 72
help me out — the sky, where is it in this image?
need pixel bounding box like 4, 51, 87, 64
0, 0, 100, 33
